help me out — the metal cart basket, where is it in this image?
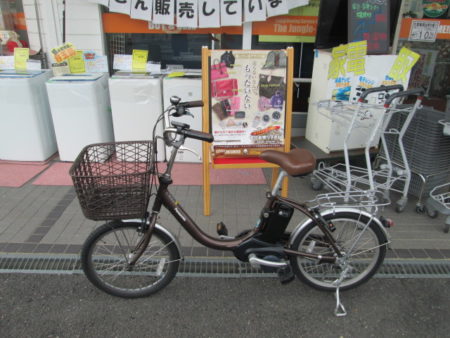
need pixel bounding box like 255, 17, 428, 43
426, 183, 450, 233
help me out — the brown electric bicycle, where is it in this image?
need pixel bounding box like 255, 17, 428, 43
71, 97, 389, 306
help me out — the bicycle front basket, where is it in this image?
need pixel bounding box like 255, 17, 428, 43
69, 141, 154, 221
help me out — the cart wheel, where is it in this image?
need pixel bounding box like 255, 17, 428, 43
311, 178, 323, 191
425, 206, 439, 219
395, 199, 407, 213
444, 224, 449, 234
415, 205, 425, 214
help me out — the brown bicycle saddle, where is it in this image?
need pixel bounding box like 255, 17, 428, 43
260, 148, 316, 177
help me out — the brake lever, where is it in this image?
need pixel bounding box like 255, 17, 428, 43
179, 146, 201, 160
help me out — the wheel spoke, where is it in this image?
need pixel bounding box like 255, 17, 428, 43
82, 223, 180, 297
292, 213, 386, 291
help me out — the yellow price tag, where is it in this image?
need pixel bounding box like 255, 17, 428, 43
388, 47, 420, 83
132, 49, 148, 72
167, 72, 185, 78
68, 51, 86, 74
14, 48, 29, 71
51, 42, 77, 63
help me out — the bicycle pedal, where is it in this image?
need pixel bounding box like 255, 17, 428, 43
216, 222, 228, 236
278, 265, 295, 284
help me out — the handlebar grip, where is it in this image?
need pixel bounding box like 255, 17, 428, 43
181, 129, 214, 143
181, 100, 204, 108
359, 84, 404, 102
384, 88, 425, 106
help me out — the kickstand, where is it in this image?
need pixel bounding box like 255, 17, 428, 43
332, 266, 350, 317
334, 286, 347, 317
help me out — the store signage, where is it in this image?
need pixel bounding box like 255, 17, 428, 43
131, 0, 153, 21
409, 20, 440, 42
199, 0, 221, 28
388, 47, 420, 82
328, 41, 367, 80
177, 0, 198, 28
220, 0, 242, 26
95, 0, 305, 28
109, 0, 131, 15
422, 0, 450, 18
348, 0, 389, 54
267, 0, 289, 17
87, 0, 110, 6
152, 0, 175, 25
243, 0, 267, 22
14, 48, 29, 71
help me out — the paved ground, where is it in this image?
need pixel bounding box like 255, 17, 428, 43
1, 274, 449, 337
0, 167, 449, 259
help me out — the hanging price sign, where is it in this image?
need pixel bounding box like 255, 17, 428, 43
409, 20, 440, 42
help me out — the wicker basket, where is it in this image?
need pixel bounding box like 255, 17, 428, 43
69, 141, 154, 221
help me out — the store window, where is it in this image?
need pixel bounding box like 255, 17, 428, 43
398, 0, 450, 112
102, 3, 318, 138
105, 31, 314, 113
106, 33, 213, 70
0, 0, 28, 55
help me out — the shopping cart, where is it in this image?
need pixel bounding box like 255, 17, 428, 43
426, 183, 450, 233
311, 87, 425, 212
377, 109, 450, 213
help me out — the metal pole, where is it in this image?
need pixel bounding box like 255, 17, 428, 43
33, 0, 47, 68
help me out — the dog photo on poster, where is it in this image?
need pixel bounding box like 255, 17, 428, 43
210, 49, 287, 157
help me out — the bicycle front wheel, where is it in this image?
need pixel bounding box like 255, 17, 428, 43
81, 221, 180, 298
289, 211, 387, 291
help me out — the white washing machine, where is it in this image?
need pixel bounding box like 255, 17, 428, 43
0, 70, 57, 161
46, 73, 114, 161
109, 72, 165, 161
163, 73, 203, 162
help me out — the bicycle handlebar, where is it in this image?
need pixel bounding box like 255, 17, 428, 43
180, 129, 214, 143
172, 100, 204, 117
359, 84, 404, 102
180, 100, 204, 108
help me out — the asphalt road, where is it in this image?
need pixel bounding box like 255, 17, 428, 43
1, 274, 449, 337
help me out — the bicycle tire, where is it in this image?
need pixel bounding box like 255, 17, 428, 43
289, 211, 387, 291
81, 221, 180, 298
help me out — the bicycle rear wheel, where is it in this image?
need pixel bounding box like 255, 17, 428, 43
81, 221, 180, 298
289, 211, 387, 291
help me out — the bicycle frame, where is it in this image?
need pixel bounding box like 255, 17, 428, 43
144, 161, 340, 263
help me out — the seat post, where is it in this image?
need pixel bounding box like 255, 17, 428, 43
271, 170, 288, 196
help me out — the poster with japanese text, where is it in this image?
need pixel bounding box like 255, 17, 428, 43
210, 50, 287, 156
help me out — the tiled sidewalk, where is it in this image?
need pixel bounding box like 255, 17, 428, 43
1, 170, 449, 259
